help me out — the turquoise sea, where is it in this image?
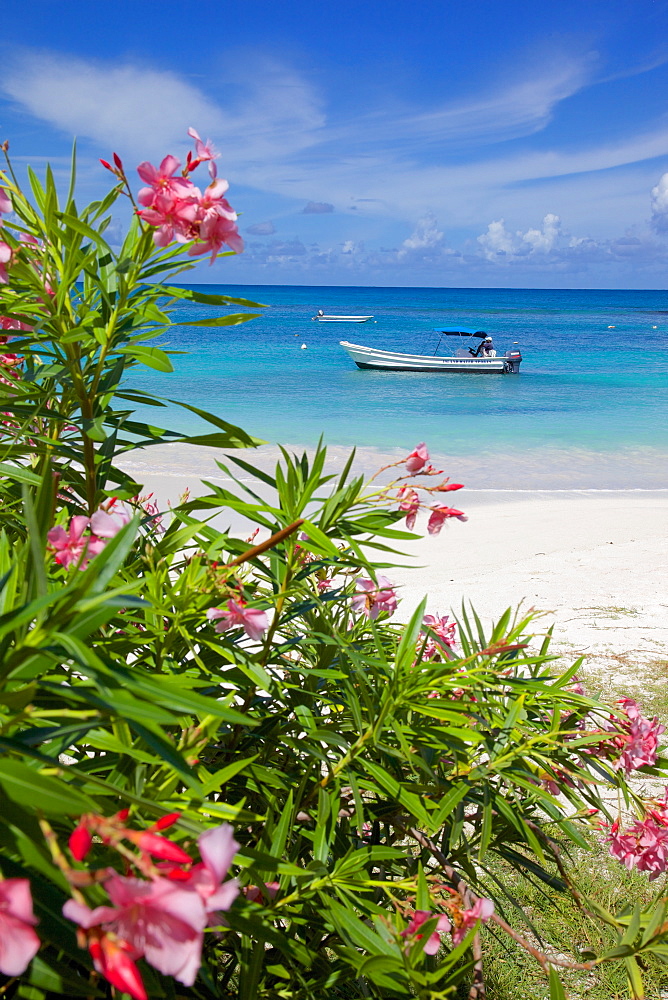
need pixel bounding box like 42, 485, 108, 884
130, 285, 668, 490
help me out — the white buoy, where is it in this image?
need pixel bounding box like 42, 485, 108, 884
653, 325, 658, 329
301, 343, 307, 349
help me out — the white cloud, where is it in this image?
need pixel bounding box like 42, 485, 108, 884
651, 172, 668, 232
477, 219, 516, 258
474, 207, 668, 271
398, 214, 445, 259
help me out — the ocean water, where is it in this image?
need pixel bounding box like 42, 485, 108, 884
128, 285, 668, 489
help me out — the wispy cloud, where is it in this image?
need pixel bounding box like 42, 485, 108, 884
373, 50, 598, 148
246, 220, 276, 236
3, 43, 668, 264
0, 48, 324, 165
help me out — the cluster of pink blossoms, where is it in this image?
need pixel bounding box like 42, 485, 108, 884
64, 812, 239, 1000
607, 793, 668, 880
47, 504, 130, 570
401, 897, 494, 954
351, 575, 398, 620
207, 598, 269, 641
131, 491, 165, 534
397, 444, 466, 534
108, 128, 242, 260
587, 697, 665, 775
420, 613, 457, 660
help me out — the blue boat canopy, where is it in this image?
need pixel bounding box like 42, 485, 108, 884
433, 328, 486, 339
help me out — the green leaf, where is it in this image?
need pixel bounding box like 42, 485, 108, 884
198, 755, 258, 797
26, 956, 105, 998
161, 285, 266, 308
178, 311, 262, 327
119, 345, 174, 372
428, 780, 472, 830
0, 758, 95, 815
624, 956, 645, 999
548, 966, 567, 1000
363, 760, 433, 827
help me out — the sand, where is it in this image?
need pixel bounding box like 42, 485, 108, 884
119, 443, 668, 687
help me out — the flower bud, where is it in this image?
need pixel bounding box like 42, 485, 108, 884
129, 830, 192, 864
69, 823, 93, 861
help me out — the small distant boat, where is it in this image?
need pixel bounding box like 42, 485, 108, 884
340, 328, 523, 374
312, 310, 373, 322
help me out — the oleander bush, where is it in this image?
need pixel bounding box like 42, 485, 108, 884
1, 132, 668, 1000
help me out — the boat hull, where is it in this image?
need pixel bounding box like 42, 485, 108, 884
313, 315, 374, 322
340, 341, 509, 373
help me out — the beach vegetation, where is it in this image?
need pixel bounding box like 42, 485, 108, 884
1, 132, 668, 1000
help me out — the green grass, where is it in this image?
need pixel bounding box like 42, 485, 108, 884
476, 655, 668, 999
478, 840, 668, 1000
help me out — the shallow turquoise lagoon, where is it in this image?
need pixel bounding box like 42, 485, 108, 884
128, 285, 668, 489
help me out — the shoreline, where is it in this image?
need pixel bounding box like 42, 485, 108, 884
119, 440, 668, 491
119, 444, 668, 686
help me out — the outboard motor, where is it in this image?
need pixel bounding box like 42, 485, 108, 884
504, 344, 522, 374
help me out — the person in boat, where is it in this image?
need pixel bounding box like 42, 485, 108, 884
317, 309, 324, 316
469, 333, 494, 357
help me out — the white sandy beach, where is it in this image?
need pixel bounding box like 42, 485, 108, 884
120, 444, 668, 687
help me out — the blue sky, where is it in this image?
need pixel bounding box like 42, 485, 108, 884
2, 0, 668, 288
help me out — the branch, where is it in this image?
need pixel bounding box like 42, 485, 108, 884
226, 518, 304, 567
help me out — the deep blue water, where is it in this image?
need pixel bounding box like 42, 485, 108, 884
128, 285, 668, 488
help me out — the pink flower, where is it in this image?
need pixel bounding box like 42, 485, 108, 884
64, 874, 207, 986
187, 127, 219, 163
0, 878, 40, 976
0, 315, 32, 332
137, 155, 194, 204
427, 505, 468, 535
244, 881, 279, 903
0, 241, 10, 284
607, 811, 668, 879
133, 493, 164, 533
616, 698, 665, 773
188, 824, 240, 916
398, 488, 420, 530
137, 192, 199, 248
350, 576, 398, 620
401, 910, 451, 955
422, 614, 457, 651
587, 698, 665, 774
47, 515, 92, 569
48, 506, 130, 571
188, 203, 243, 260
405, 442, 429, 474
90, 505, 131, 540
0, 187, 11, 215
451, 898, 495, 946
207, 600, 269, 641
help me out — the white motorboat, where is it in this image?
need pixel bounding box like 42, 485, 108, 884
312, 310, 374, 322
340, 328, 522, 373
